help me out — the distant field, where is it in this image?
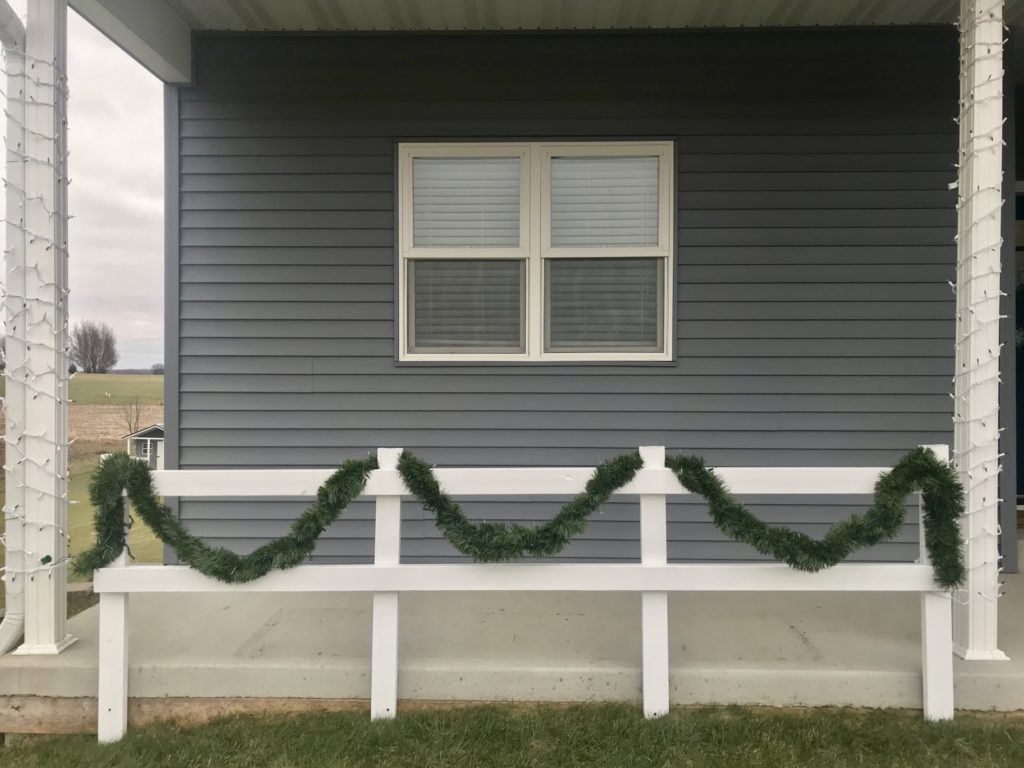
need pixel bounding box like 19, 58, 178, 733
0, 373, 163, 405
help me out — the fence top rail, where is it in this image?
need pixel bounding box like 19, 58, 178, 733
93, 562, 940, 594
151, 465, 892, 499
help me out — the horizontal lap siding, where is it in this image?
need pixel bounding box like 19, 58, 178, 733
175, 30, 957, 564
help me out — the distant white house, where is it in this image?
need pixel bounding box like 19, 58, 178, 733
123, 424, 164, 469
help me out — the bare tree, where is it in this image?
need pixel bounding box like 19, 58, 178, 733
121, 395, 143, 435
151, 363, 165, 375
70, 320, 118, 373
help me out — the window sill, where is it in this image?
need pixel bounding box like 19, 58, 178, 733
393, 356, 678, 368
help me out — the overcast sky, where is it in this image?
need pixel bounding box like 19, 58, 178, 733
4, 3, 164, 369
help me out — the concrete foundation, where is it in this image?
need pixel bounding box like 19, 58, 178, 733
1, 572, 1022, 733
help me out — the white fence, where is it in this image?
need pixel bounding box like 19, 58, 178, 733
93, 445, 955, 743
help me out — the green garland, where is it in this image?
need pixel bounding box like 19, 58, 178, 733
75, 447, 965, 589
75, 452, 377, 583
666, 448, 965, 590
397, 450, 643, 561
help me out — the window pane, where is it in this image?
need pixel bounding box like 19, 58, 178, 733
546, 258, 663, 352
410, 260, 524, 352
550, 156, 659, 247
412, 157, 520, 247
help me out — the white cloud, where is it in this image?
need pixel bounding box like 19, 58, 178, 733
2, 2, 164, 369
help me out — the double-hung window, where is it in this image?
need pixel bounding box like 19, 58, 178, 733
398, 141, 674, 361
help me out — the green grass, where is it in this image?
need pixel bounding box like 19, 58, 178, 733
0, 373, 163, 405
3, 706, 1024, 768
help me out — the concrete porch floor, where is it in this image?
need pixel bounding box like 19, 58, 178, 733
0, 570, 1022, 733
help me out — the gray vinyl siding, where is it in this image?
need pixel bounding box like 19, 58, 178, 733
172, 29, 965, 564
163, 83, 181, 564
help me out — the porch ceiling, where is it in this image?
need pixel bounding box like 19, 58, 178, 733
164, 0, 1023, 31
70, 0, 1024, 83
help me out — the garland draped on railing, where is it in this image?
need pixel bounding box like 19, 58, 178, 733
75, 447, 966, 589
75, 453, 378, 584
665, 450, 965, 590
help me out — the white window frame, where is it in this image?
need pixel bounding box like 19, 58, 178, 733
398, 141, 675, 362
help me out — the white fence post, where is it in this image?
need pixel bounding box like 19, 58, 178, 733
639, 446, 669, 718
371, 448, 402, 719
921, 591, 954, 720
97, 489, 131, 742
917, 444, 954, 720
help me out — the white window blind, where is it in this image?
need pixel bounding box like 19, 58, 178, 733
545, 258, 663, 351
550, 156, 660, 247
412, 157, 520, 247
408, 260, 524, 351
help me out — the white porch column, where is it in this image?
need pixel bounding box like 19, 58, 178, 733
952, 0, 1008, 660
0, 6, 27, 656
10, 0, 72, 655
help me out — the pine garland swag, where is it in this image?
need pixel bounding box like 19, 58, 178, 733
397, 450, 644, 561
75, 446, 965, 589
665, 447, 965, 590
75, 451, 378, 583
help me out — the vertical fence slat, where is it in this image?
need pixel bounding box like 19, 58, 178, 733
97, 592, 128, 742
371, 448, 402, 719
921, 591, 954, 720
917, 444, 954, 719
639, 446, 670, 718
97, 490, 131, 743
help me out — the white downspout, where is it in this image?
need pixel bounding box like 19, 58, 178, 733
0, 0, 27, 655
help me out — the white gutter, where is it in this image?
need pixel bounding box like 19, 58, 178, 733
0, 0, 25, 655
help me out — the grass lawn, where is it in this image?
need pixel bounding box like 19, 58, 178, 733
0, 373, 163, 405
3, 706, 1023, 768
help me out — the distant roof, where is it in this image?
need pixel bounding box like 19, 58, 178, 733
123, 423, 165, 440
